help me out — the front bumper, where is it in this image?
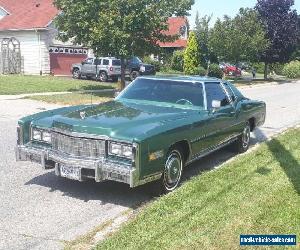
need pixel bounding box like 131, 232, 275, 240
16, 145, 138, 187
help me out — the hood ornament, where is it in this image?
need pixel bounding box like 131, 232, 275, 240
80, 111, 86, 120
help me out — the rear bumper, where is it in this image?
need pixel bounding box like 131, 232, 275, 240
15, 145, 138, 187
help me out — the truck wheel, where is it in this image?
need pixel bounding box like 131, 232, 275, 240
73, 69, 81, 79
157, 147, 184, 194
233, 122, 251, 153
130, 71, 140, 81
99, 72, 108, 82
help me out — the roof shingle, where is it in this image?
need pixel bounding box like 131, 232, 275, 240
0, 0, 59, 30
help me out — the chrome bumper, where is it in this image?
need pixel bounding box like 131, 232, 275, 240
15, 145, 138, 187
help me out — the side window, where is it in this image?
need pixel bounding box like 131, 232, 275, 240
205, 82, 230, 109
223, 82, 236, 102
94, 59, 101, 65
103, 59, 109, 66
85, 58, 93, 65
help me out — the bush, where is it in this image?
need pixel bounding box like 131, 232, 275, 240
251, 62, 265, 74
270, 63, 284, 75
282, 60, 300, 78
171, 50, 184, 72
198, 66, 206, 76
143, 56, 162, 72
208, 64, 223, 78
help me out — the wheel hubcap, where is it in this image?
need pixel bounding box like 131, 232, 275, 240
242, 126, 250, 148
164, 152, 182, 190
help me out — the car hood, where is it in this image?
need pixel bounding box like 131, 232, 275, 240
33, 100, 200, 142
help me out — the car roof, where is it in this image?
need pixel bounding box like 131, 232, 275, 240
139, 75, 222, 82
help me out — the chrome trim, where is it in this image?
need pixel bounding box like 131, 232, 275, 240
186, 135, 240, 165
15, 145, 139, 187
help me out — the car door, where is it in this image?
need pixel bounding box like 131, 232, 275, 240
204, 82, 237, 147
81, 58, 94, 76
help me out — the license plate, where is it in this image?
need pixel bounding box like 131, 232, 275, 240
60, 165, 81, 180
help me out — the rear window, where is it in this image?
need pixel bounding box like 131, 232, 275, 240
112, 60, 121, 66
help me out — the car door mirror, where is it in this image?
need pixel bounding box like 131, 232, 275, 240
81, 61, 85, 65
212, 100, 221, 109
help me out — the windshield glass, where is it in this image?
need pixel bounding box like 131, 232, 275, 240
117, 78, 204, 108
130, 57, 142, 64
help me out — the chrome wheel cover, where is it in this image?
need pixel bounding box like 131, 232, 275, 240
242, 125, 250, 148
163, 151, 183, 191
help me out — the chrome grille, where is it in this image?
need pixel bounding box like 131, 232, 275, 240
52, 132, 105, 158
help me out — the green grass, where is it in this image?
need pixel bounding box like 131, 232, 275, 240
0, 75, 115, 95
24, 92, 114, 105
96, 128, 300, 250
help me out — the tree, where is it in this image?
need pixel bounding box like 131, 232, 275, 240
255, 0, 300, 79
184, 32, 201, 75
54, 0, 194, 89
209, 8, 268, 76
194, 12, 213, 68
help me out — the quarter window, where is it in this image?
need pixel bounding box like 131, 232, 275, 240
205, 82, 230, 109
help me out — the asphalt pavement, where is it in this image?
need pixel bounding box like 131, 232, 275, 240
0, 81, 299, 250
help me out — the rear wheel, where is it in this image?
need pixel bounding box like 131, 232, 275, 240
72, 69, 81, 79
99, 71, 108, 82
233, 122, 251, 153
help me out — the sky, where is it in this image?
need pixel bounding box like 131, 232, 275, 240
188, 0, 300, 28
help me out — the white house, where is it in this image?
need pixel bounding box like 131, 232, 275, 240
0, 0, 87, 75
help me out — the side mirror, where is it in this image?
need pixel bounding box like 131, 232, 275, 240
81, 61, 85, 65
212, 100, 221, 110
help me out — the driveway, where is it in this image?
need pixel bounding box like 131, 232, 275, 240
0, 81, 299, 250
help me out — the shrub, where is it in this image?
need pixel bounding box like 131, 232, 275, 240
143, 56, 162, 72
198, 66, 206, 76
184, 32, 201, 75
282, 60, 300, 78
270, 63, 284, 75
208, 64, 223, 78
171, 50, 184, 72
251, 62, 265, 74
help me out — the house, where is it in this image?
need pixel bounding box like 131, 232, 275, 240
0, 0, 88, 75
158, 16, 189, 53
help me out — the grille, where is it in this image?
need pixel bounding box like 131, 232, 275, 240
52, 132, 105, 158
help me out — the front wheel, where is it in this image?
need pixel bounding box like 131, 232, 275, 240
158, 148, 184, 194
72, 69, 81, 79
233, 122, 251, 153
130, 71, 140, 81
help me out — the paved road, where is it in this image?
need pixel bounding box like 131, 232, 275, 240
0, 82, 300, 250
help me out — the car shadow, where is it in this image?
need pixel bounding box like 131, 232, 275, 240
25, 128, 270, 207
267, 138, 300, 195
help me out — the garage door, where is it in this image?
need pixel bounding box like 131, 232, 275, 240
49, 46, 88, 75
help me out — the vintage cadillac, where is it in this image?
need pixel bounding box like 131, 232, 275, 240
16, 76, 266, 193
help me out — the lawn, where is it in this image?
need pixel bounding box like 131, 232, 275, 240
96, 128, 300, 250
0, 75, 115, 95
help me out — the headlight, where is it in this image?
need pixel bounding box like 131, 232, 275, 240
32, 129, 42, 141
109, 142, 133, 159
42, 131, 52, 143
140, 66, 146, 72
32, 128, 51, 144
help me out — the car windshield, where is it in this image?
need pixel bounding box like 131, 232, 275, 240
130, 57, 142, 64
117, 78, 204, 109
112, 59, 121, 66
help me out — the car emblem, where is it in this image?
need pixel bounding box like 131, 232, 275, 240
80, 111, 86, 120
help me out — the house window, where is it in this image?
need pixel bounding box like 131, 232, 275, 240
179, 25, 187, 39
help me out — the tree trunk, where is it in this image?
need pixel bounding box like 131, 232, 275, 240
235, 61, 239, 81
120, 57, 126, 90
264, 62, 268, 80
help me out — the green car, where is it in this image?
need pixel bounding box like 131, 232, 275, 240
16, 76, 266, 193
